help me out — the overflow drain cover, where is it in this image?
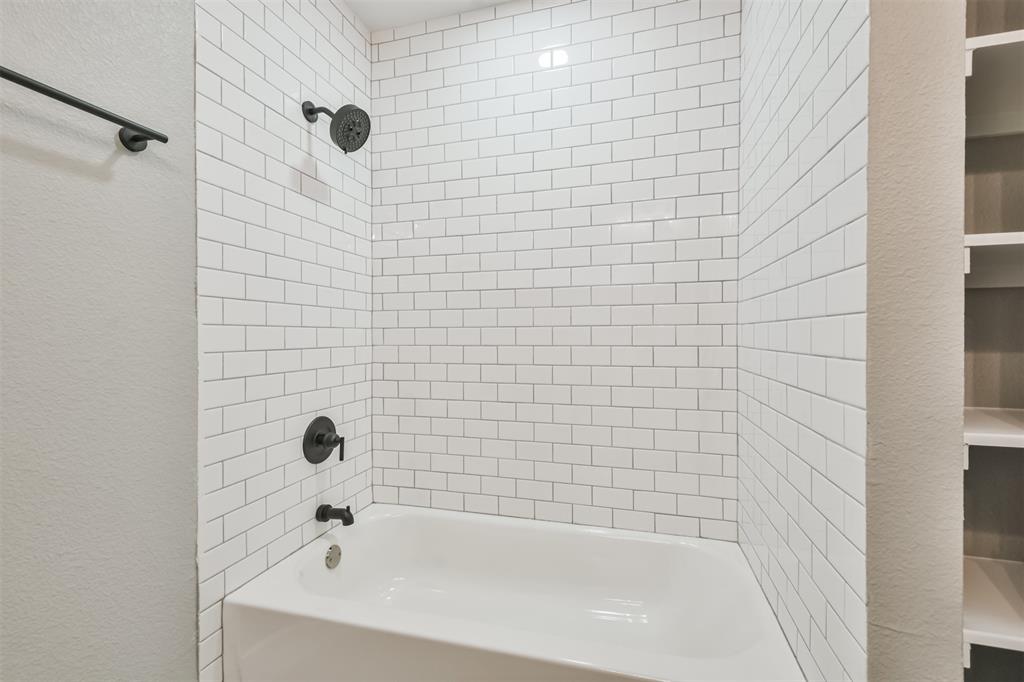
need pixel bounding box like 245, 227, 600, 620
325, 544, 341, 569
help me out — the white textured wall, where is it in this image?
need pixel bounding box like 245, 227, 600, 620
0, 0, 197, 679
865, 0, 964, 677
370, 0, 743, 538
736, 0, 869, 679
194, 1, 372, 678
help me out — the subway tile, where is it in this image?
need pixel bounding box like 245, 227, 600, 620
734, 0, 867, 676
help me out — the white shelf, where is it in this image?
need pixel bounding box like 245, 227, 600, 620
966, 31, 1024, 138
964, 407, 1024, 448
964, 556, 1024, 653
965, 231, 1024, 248
965, 30, 1024, 75
963, 233, 1024, 287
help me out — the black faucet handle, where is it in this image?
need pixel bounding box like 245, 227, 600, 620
315, 432, 344, 447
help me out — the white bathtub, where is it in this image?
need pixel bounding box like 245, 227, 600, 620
223, 505, 802, 681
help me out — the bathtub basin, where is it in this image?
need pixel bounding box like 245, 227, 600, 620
223, 504, 802, 681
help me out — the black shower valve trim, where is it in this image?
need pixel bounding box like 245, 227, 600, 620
302, 416, 345, 464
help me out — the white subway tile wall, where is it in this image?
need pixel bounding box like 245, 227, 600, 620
369, 0, 743, 536
195, 1, 373, 679
736, 0, 868, 680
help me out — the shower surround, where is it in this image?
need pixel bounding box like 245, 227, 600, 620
196, 0, 869, 680
370, 0, 743, 539
194, 0, 373, 677
736, 0, 868, 679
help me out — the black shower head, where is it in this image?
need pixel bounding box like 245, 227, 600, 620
301, 100, 370, 153
328, 104, 370, 153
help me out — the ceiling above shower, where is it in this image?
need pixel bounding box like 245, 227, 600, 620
348, 0, 499, 31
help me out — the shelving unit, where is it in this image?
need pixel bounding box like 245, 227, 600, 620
964, 556, 1024, 655
961, 4, 1024, 674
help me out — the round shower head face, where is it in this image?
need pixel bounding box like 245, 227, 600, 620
329, 104, 370, 153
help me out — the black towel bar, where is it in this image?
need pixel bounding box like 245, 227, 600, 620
1, 65, 168, 152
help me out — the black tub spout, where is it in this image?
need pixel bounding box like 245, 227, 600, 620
316, 504, 354, 526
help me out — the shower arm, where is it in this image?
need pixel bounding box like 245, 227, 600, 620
302, 101, 334, 122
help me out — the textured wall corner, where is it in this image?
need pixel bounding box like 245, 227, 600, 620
866, 0, 966, 679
